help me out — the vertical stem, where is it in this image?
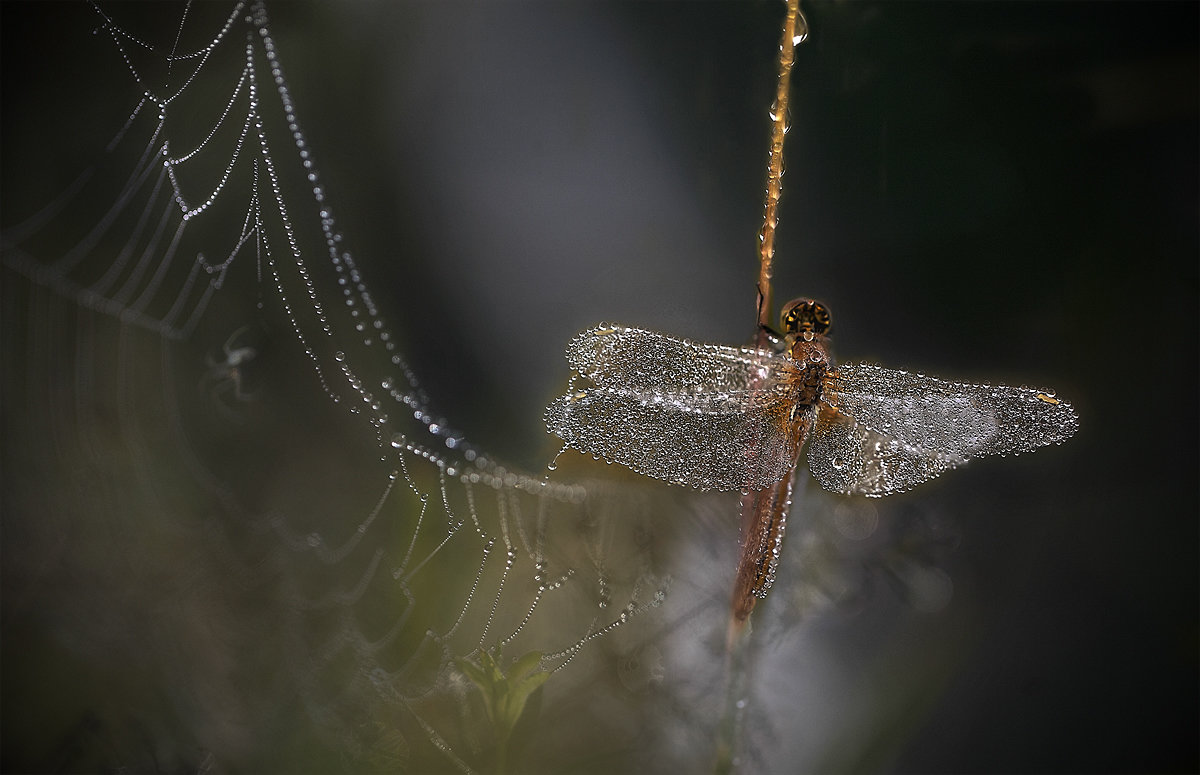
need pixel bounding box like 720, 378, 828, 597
713, 616, 754, 775
715, 4, 809, 772
755, 0, 807, 334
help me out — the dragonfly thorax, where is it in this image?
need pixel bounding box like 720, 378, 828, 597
786, 334, 831, 406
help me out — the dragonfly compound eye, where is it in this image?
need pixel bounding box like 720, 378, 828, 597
780, 298, 832, 336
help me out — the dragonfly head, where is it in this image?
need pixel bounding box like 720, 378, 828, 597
781, 298, 831, 341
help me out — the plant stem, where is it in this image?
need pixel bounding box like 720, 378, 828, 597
755, 0, 807, 333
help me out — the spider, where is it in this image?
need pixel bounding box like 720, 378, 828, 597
200, 325, 261, 414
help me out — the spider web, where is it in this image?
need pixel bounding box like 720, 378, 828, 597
0, 3, 957, 772
0, 3, 684, 771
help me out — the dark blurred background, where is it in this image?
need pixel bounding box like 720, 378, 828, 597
3, 2, 1197, 772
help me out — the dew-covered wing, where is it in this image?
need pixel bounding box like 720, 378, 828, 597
564, 325, 789, 395
545, 326, 803, 492
807, 407, 967, 497
808, 363, 1079, 497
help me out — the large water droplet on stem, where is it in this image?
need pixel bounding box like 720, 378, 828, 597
792, 9, 810, 46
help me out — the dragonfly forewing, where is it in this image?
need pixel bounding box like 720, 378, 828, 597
566, 326, 791, 394
547, 326, 805, 492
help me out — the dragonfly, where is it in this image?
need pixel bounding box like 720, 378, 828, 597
544, 298, 1078, 614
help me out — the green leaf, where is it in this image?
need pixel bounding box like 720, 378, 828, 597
502, 670, 550, 730
508, 650, 544, 681
455, 648, 551, 772
455, 655, 489, 689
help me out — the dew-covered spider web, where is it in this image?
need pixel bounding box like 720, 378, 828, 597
1, 3, 964, 772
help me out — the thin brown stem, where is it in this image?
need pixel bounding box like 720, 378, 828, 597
755, 0, 807, 334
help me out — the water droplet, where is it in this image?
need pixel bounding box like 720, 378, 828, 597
792, 10, 810, 46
